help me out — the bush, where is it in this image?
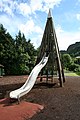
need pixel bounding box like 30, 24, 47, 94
68, 63, 80, 72
19, 64, 30, 75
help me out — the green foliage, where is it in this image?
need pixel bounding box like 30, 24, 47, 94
61, 54, 73, 69
68, 63, 80, 72
0, 24, 37, 75
74, 57, 80, 65
61, 53, 80, 73
25, 39, 37, 71
0, 24, 15, 74
61, 41, 80, 73
76, 72, 80, 76
67, 42, 80, 57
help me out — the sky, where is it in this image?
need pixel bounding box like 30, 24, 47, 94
0, 0, 80, 50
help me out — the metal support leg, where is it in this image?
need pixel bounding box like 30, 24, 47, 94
17, 96, 20, 104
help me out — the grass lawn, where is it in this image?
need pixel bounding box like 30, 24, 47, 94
64, 72, 79, 76
64, 70, 80, 76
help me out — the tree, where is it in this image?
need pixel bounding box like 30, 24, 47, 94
25, 39, 37, 71
15, 31, 26, 53
14, 32, 37, 74
61, 54, 73, 69
74, 57, 80, 65
68, 63, 80, 72
14, 31, 30, 74
0, 25, 37, 75
0, 24, 15, 74
67, 42, 80, 57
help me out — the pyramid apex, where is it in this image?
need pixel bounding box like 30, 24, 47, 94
48, 9, 52, 18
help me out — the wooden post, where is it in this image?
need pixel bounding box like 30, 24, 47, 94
62, 66, 65, 83
46, 69, 48, 83
56, 57, 63, 87
40, 69, 43, 82
53, 28, 64, 87
51, 69, 54, 82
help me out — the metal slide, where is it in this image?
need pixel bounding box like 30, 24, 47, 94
10, 54, 49, 99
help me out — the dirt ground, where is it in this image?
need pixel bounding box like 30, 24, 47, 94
0, 75, 80, 120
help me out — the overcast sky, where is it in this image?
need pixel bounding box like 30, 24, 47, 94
0, 0, 80, 50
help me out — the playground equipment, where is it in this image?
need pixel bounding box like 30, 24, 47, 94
10, 54, 49, 100
36, 9, 65, 86
10, 9, 65, 100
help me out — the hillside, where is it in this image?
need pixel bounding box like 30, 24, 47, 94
67, 42, 80, 57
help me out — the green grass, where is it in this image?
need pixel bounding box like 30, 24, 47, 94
64, 70, 80, 76
64, 72, 79, 76
76, 72, 80, 76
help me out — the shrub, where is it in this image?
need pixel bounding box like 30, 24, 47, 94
68, 63, 80, 72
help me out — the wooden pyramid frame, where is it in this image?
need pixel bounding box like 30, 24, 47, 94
36, 9, 65, 87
